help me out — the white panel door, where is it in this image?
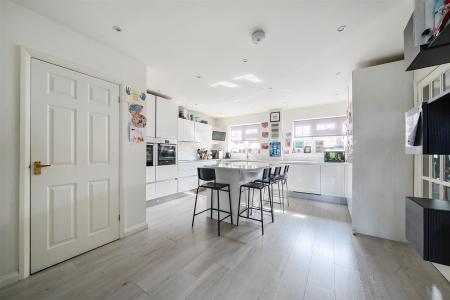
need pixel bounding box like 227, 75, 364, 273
30, 59, 120, 273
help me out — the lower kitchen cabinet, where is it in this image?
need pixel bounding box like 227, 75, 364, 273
320, 164, 345, 197
155, 179, 178, 198
178, 176, 198, 192
290, 164, 321, 194
286, 162, 351, 198
146, 183, 156, 200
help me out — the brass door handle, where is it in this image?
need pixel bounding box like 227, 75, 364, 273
33, 161, 52, 175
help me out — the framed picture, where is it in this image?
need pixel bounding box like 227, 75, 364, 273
270, 111, 281, 122
304, 146, 311, 153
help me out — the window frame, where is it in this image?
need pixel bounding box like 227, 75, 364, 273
416, 64, 450, 200
291, 116, 347, 153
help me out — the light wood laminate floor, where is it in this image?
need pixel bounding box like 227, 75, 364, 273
1, 192, 450, 300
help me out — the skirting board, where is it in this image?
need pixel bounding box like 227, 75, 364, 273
433, 263, 450, 282
288, 191, 347, 205
123, 222, 148, 237
0, 271, 19, 289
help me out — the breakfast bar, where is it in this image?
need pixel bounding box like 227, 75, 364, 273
206, 161, 274, 225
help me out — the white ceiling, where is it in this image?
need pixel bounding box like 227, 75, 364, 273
13, 0, 414, 118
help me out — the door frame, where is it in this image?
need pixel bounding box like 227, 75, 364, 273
19, 47, 124, 280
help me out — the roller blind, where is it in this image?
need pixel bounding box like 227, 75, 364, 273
230, 124, 260, 141
293, 116, 346, 138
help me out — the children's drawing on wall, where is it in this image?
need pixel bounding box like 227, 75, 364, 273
125, 86, 147, 143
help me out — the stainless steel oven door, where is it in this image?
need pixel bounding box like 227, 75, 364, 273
157, 143, 177, 165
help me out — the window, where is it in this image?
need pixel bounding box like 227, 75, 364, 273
417, 65, 450, 200
292, 116, 346, 153
229, 123, 260, 154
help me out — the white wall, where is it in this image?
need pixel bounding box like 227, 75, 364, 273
215, 102, 347, 160
0, 1, 147, 284
352, 60, 413, 242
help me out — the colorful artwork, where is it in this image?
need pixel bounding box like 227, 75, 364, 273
304, 146, 312, 153
132, 113, 147, 128
261, 121, 269, 129
269, 141, 281, 157
126, 86, 147, 143
261, 142, 269, 150
125, 86, 146, 106
261, 131, 269, 138
129, 122, 145, 143
294, 140, 304, 149
284, 132, 292, 154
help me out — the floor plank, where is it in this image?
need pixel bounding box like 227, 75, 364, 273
1, 192, 450, 300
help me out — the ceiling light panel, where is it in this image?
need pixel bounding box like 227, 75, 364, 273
210, 81, 239, 88
233, 73, 262, 83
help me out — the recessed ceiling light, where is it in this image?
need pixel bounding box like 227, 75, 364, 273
210, 81, 239, 88
112, 25, 122, 32
268, 87, 273, 90
233, 73, 262, 83
195, 75, 202, 79
337, 25, 346, 32
242, 58, 248, 63
336, 72, 341, 76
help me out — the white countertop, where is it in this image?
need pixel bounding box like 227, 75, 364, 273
212, 161, 275, 170
223, 159, 351, 166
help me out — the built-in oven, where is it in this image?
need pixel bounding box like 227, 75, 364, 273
146, 143, 155, 166
157, 142, 177, 166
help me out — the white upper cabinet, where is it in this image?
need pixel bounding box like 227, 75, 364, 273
156, 98, 178, 139
195, 122, 212, 148
178, 118, 195, 142
146, 96, 156, 138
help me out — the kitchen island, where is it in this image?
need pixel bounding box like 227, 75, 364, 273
207, 161, 276, 225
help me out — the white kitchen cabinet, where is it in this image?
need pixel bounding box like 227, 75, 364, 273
178, 118, 195, 142
146, 166, 156, 183
178, 162, 198, 177
156, 98, 178, 139
146, 96, 156, 137
178, 176, 198, 192
321, 164, 345, 197
194, 122, 212, 148
291, 164, 321, 194
155, 180, 178, 198
156, 165, 178, 181
146, 183, 156, 200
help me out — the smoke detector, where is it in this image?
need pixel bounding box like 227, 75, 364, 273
252, 29, 265, 44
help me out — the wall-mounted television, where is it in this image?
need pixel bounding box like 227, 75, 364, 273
212, 131, 226, 141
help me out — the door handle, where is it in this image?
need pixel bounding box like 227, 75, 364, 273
33, 161, 52, 175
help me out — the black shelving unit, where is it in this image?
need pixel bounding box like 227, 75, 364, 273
406, 197, 450, 266
404, 15, 450, 71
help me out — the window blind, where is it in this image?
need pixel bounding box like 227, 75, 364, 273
230, 124, 260, 141
293, 116, 346, 138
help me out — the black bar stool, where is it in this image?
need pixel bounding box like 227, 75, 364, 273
261, 166, 284, 213
191, 168, 232, 236
237, 168, 274, 235
278, 165, 290, 207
